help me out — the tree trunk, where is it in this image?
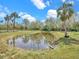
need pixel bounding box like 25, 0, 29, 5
64, 25, 67, 37
24, 24, 26, 30
7, 21, 9, 32
64, 21, 68, 37
13, 19, 15, 32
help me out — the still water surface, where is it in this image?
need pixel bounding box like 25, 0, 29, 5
7, 33, 56, 50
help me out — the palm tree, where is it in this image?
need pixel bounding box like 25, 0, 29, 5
10, 12, 19, 32
4, 15, 11, 32
57, 2, 74, 37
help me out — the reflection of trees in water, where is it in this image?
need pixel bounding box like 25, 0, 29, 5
12, 37, 16, 47
29, 34, 42, 49
27, 32, 55, 47
22, 35, 29, 43
22, 34, 48, 49
35, 40, 41, 49
41, 32, 55, 45
30, 32, 55, 46
22, 35, 41, 49
7, 32, 58, 50
30, 33, 43, 40
8, 37, 16, 47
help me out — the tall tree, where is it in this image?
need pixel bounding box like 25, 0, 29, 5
10, 12, 19, 31
4, 15, 11, 32
43, 17, 56, 31
23, 18, 30, 30
57, 2, 74, 37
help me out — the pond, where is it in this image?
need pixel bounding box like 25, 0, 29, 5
7, 32, 57, 50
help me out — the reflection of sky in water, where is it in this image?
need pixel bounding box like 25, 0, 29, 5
8, 34, 55, 50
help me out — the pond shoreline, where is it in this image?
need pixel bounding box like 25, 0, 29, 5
0, 31, 79, 59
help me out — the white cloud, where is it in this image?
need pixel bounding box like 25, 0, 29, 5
77, 12, 79, 14
31, 0, 46, 9
41, 19, 46, 23
0, 12, 6, 18
0, 4, 10, 18
46, 1, 50, 6
22, 15, 36, 22
19, 12, 36, 22
47, 9, 57, 18
61, 0, 66, 2
61, 0, 74, 4
19, 12, 25, 16
68, 0, 74, 5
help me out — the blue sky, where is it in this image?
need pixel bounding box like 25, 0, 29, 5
0, 0, 79, 23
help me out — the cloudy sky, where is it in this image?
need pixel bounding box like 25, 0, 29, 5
0, 0, 79, 23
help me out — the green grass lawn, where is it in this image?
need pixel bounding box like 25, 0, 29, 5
0, 31, 79, 59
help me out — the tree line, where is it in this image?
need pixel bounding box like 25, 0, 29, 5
0, 2, 79, 33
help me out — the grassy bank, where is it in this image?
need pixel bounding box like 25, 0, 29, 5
0, 31, 79, 59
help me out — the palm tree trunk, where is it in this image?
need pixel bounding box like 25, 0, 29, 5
64, 21, 68, 37
64, 25, 67, 37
